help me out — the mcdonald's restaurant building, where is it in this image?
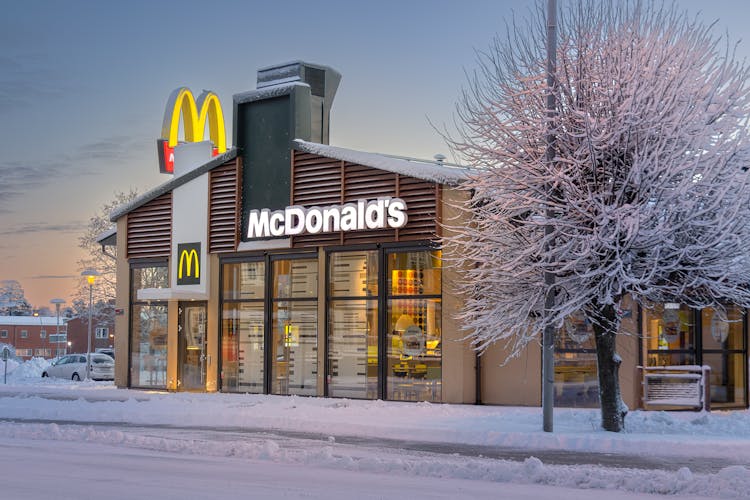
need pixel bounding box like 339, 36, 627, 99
108, 61, 749, 410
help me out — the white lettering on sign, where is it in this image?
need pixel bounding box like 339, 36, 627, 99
247, 198, 408, 239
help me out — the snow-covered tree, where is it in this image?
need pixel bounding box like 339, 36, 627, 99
72, 190, 138, 327
446, 0, 750, 431
0, 280, 32, 316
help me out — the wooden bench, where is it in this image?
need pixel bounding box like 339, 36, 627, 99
638, 365, 711, 411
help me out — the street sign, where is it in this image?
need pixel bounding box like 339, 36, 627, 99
2, 347, 9, 384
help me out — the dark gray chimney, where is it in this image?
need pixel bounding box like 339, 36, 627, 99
256, 61, 341, 144
233, 61, 341, 235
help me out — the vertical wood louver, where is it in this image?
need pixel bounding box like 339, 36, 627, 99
126, 192, 172, 259
209, 158, 241, 253
290, 150, 440, 248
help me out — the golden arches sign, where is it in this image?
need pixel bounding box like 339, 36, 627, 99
177, 243, 201, 285
158, 87, 227, 173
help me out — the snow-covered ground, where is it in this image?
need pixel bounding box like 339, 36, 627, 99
1, 357, 749, 499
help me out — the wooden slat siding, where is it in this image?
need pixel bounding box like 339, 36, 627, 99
290, 150, 438, 248
209, 158, 240, 253
397, 177, 440, 240
127, 192, 172, 259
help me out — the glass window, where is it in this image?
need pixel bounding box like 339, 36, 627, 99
386, 250, 442, 402
0, 330, 6, 338
274, 259, 317, 299
131, 265, 168, 293
387, 251, 441, 296
130, 264, 168, 389
271, 258, 318, 396
222, 302, 265, 393
554, 312, 598, 408
223, 261, 265, 300
130, 304, 167, 387
328, 251, 378, 399
20, 330, 28, 338
329, 251, 378, 297
40, 330, 46, 338
221, 261, 265, 393
644, 303, 696, 366
701, 307, 744, 351
701, 306, 747, 408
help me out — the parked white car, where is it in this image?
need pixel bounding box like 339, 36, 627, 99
42, 353, 114, 381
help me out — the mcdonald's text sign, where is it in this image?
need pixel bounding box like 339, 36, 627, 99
177, 242, 201, 285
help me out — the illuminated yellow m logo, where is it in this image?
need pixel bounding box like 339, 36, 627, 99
161, 87, 227, 154
177, 243, 201, 285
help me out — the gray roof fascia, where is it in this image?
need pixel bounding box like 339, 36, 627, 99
95, 226, 117, 246
110, 148, 238, 222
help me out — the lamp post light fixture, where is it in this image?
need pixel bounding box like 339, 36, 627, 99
81, 269, 100, 380
50, 298, 65, 358
31, 310, 44, 357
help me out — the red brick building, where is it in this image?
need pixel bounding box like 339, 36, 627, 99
64, 316, 115, 356
0, 316, 68, 359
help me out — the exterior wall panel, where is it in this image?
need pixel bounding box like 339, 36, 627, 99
114, 217, 129, 387
127, 193, 172, 259
209, 159, 241, 253
290, 150, 439, 248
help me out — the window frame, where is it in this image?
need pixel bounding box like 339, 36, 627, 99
129, 259, 169, 389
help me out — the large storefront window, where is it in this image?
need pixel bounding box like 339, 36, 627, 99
221, 261, 265, 393
644, 303, 747, 408
219, 247, 442, 402
130, 264, 168, 388
327, 251, 379, 399
271, 258, 318, 396
386, 249, 442, 402
554, 312, 598, 408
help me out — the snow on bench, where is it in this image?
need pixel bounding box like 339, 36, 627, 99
639, 365, 711, 411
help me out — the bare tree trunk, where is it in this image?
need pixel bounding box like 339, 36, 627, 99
592, 302, 627, 432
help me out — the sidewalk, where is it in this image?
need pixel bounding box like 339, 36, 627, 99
1, 381, 749, 470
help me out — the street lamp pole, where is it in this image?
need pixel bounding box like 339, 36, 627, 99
50, 299, 65, 358
81, 269, 100, 380
542, 0, 558, 433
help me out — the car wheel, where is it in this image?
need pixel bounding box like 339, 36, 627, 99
42, 372, 48, 378
72, 373, 80, 381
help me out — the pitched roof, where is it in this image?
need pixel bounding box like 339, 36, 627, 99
110, 141, 470, 222
110, 148, 238, 221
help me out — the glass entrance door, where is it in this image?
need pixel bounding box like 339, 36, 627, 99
179, 302, 207, 391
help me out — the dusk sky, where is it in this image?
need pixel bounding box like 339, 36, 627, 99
1, 0, 748, 308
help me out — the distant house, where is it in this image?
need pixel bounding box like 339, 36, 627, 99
64, 315, 115, 355
0, 316, 67, 359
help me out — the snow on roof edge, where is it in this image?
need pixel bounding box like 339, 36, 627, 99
293, 140, 471, 185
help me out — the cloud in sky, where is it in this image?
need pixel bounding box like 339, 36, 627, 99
0, 159, 69, 213
29, 274, 77, 280
70, 136, 142, 164
0, 134, 144, 214
0, 221, 86, 238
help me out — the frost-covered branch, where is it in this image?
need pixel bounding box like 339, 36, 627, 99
445, 1, 750, 361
